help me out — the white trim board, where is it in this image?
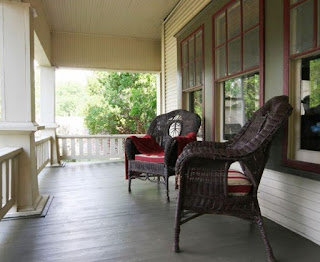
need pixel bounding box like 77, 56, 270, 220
259, 169, 320, 246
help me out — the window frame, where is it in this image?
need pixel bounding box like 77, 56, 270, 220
283, 0, 320, 173
180, 25, 205, 139
212, 0, 264, 141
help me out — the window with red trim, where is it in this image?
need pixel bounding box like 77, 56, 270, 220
284, 0, 320, 170
181, 28, 204, 90
180, 26, 204, 138
213, 0, 263, 141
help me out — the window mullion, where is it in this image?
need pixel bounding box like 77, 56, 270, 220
240, 0, 244, 72
314, 0, 318, 47
225, 10, 229, 76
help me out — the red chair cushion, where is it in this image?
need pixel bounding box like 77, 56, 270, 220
228, 169, 252, 196
129, 135, 163, 154
135, 152, 165, 163
174, 132, 197, 155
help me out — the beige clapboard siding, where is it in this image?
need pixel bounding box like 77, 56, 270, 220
163, 0, 211, 112
52, 32, 161, 72
258, 169, 320, 245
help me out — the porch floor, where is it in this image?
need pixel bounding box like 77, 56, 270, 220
0, 161, 319, 262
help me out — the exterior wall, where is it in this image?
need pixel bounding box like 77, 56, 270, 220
162, 0, 211, 113
23, 0, 52, 65
52, 32, 161, 72
170, 0, 320, 246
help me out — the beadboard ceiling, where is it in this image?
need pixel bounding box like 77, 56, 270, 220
41, 0, 180, 40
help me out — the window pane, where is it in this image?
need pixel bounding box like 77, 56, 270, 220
290, 0, 299, 4
228, 37, 241, 75
195, 31, 202, 57
290, 0, 314, 54
182, 66, 188, 90
182, 42, 188, 90
243, 0, 259, 31
195, 59, 202, 86
300, 56, 320, 151
182, 42, 188, 65
215, 46, 226, 78
227, 1, 241, 39
224, 74, 259, 140
215, 12, 226, 46
188, 37, 195, 88
243, 28, 259, 69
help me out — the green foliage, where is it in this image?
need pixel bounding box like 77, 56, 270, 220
84, 72, 156, 134
56, 81, 86, 116
310, 59, 320, 107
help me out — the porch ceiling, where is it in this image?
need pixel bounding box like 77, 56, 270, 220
41, 0, 180, 40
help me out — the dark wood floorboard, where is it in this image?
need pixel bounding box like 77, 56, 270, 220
0, 161, 319, 262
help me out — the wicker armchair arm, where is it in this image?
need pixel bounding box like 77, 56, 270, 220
125, 138, 140, 160
164, 137, 178, 166
183, 141, 230, 151
176, 142, 244, 175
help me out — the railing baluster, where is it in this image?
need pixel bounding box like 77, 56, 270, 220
0, 163, 2, 208
5, 160, 9, 203
71, 138, 76, 159
79, 138, 84, 158
88, 138, 92, 157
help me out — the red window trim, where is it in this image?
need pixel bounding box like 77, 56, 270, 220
181, 25, 205, 92
211, 0, 264, 141
282, 0, 320, 174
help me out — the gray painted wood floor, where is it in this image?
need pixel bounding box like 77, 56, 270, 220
0, 161, 319, 262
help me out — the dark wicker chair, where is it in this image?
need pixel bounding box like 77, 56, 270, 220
173, 96, 293, 262
125, 109, 201, 201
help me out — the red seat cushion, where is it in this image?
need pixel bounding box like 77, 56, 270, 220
135, 152, 164, 163
228, 169, 252, 196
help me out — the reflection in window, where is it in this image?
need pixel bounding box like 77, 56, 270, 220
224, 73, 259, 140
190, 90, 203, 137
300, 56, 320, 151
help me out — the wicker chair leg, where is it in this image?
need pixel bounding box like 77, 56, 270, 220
165, 176, 170, 202
256, 216, 276, 262
173, 217, 181, 252
128, 176, 132, 193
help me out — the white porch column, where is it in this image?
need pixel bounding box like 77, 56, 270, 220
0, 2, 48, 213
39, 66, 61, 165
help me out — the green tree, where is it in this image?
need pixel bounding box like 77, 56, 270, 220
310, 59, 320, 107
84, 72, 156, 134
56, 81, 86, 116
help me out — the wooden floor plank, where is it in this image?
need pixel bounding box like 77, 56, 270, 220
0, 161, 319, 262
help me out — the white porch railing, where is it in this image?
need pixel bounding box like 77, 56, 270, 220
57, 134, 143, 161
35, 136, 51, 175
0, 147, 22, 220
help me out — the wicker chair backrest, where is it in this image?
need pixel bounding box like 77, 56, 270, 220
147, 109, 201, 148
227, 95, 293, 155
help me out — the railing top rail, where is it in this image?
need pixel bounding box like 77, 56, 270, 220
57, 134, 145, 139
35, 136, 52, 146
0, 147, 23, 162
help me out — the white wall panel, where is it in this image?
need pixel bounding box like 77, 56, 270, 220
259, 169, 320, 245
52, 32, 161, 72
